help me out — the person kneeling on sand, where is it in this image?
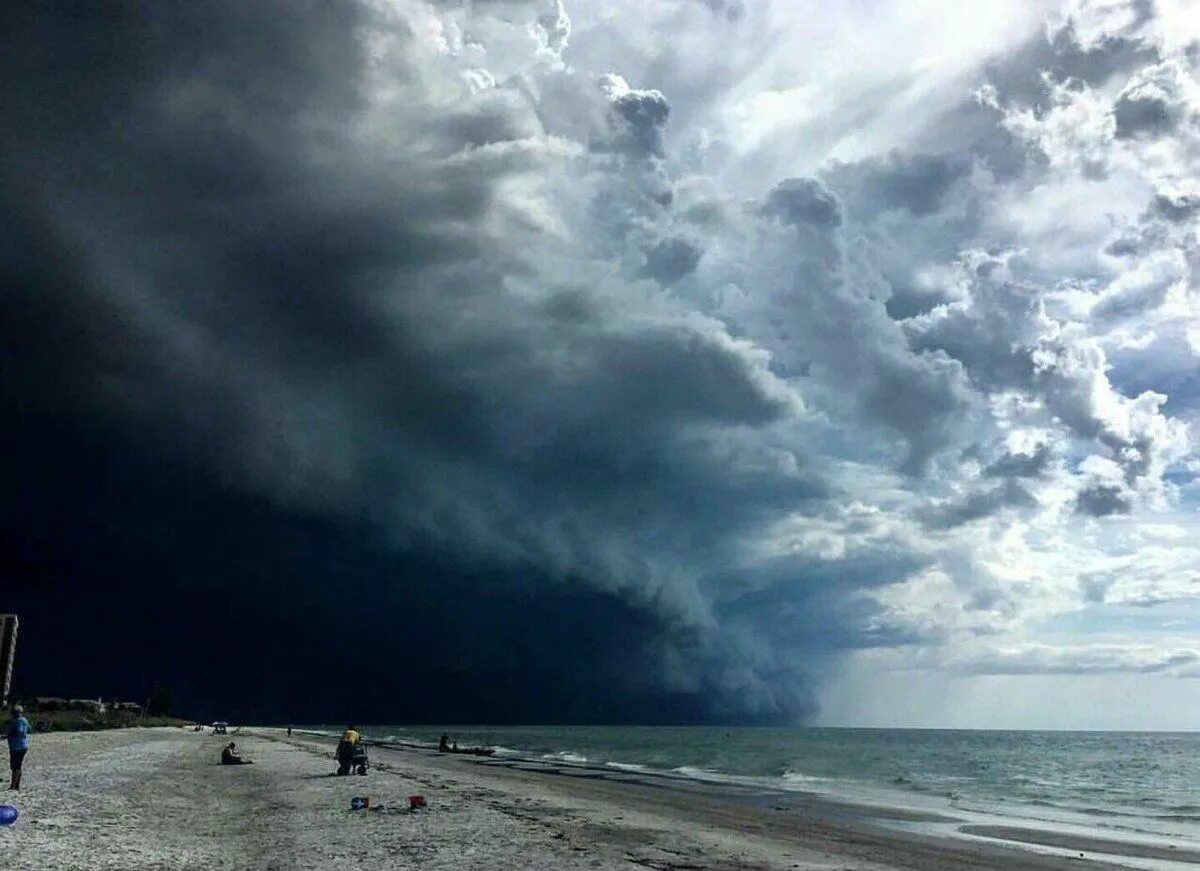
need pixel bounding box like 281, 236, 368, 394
336, 726, 363, 774
221, 742, 253, 765
7, 705, 31, 790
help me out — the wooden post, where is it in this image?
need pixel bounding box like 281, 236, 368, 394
0, 614, 18, 708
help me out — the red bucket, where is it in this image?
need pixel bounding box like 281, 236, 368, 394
408, 795, 426, 810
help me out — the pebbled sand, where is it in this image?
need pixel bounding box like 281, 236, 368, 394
0, 728, 1150, 870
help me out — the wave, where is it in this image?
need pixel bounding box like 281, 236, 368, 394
541, 751, 588, 764
670, 766, 721, 779
781, 770, 830, 786
1025, 799, 1193, 822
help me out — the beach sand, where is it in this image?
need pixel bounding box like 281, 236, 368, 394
0, 728, 1175, 870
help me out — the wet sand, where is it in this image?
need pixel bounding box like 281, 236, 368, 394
960, 826, 1200, 865
0, 727, 1167, 870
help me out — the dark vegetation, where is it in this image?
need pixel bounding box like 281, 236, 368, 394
27, 710, 191, 733
14, 694, 191, 733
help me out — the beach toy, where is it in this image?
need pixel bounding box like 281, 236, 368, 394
350, 796, 371, 811
0, 805, 17, 826
408, 795, 426, 810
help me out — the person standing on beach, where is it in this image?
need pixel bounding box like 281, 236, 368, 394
7, 704, 31, 790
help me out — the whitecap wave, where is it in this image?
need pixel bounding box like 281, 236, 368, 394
542, 751, 588, 764
781, 770, 830, 787
670, 766, 723, 780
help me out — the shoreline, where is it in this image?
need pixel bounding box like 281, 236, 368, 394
1, 727, 1193, 870
336, 729, 1200, 870
356, 730, 1200, 865
959, 827, 1200, 865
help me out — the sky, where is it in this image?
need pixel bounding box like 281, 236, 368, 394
2, 0, 1198, 729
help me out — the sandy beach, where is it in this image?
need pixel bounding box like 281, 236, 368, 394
2, 728, 1193, 870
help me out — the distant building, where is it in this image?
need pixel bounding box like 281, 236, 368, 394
68, 698, 107, 715
0, 614, 16, 707
32, 697, 117, 715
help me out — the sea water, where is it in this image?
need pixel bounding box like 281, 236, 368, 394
318, 726, 1199, 847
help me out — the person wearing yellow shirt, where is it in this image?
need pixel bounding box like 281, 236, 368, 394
336, 726, 363, 775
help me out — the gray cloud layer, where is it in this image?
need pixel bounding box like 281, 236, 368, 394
4, 0, 1198, 720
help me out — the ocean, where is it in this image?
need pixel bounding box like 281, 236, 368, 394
320, 725, 1199, 850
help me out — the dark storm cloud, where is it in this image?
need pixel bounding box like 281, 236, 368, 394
1104, 222, 1169, 257
905, 270, 1099, 444
883, 286, 949, 321
1113, 90, 1177, 138
608, 87, 671, 158
640, 237, 702, 284
693, 0, 745, 22
831, 152, 968, 218
981, 18, 1158, 111
762, 178, 842, 228
955, 22, 1159, 184
1, 0, 826, 723
897, 248, 1190, 509
856, 350, 973, 476
921, 480, 1037, 530
1075, 482, 1134, 517
983, 444, 1052, 479
9, 0, 1195, 727
1090, 276, 1173, 322
1150, 193, 1200, 223
717, 549, 931, 649
6, 415, 753, 724
1078, 571, 1115, 604
740, 175, 975, 475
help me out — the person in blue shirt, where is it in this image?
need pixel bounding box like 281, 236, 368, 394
7, 704, 31, 790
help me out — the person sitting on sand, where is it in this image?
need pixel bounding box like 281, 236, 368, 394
221, 742, 253, 765
7, 704, 31, 790
335, 726, 362, 774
